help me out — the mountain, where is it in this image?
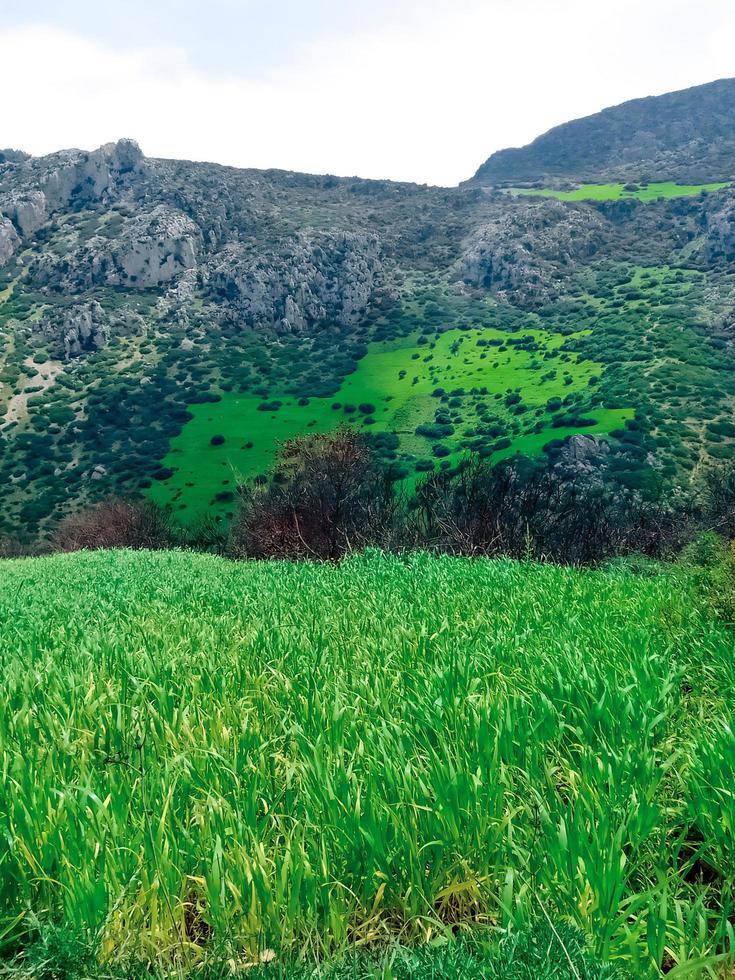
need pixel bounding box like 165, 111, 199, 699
1, 79, 734, 538
470, 77, 735, 186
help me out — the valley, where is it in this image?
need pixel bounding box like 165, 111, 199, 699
2, 70, 735, 980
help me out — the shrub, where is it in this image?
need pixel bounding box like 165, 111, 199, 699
210, 434, 226, 446
230, 429, 396, 560
52, 499, 173, 552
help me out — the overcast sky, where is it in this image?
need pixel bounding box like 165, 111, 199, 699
2, 0, 733, 185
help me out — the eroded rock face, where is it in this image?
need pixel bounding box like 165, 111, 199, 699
39, 139, 145, 211
42, 302, 109, 359
207, 231, 382, 332
1, 190, 48, 238
0, 217, 20, 265
702, 193, 735, 263
0, 140, 145, 253
105, 206, 201, 288
38, 303, 146, 359
27, 205, 201, 292
458, 200, 607, 306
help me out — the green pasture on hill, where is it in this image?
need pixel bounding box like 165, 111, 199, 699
149, 326, 631, 517
1, 549, 734, 976
509, 181, 730, 202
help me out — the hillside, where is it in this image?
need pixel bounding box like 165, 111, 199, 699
1, 548, 734, 975
1, 78, 735, 538
470, 77, 735, 185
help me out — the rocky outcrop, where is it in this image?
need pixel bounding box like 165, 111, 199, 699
1, 190, 48, 238
104, 205, 200, 288
458, 200, 607, 306
41, 302, 109, 359
207, 231, 382, 332
0, 217, 20, 265
39, 139, 145, 211
701, 193, 735, 264
38, 302, 147, 359
0, 140, 145, 254
28, 205, 201, 292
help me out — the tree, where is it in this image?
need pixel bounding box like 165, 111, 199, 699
230, 428, 396, 560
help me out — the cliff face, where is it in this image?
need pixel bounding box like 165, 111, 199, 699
457, 200, 609, 306
207, 232, 383, 333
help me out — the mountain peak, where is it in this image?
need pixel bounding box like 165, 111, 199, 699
468, 77, 735, 186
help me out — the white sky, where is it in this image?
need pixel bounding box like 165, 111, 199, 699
1, 0, 733, 186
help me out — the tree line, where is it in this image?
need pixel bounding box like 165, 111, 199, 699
2, 428, 734, 566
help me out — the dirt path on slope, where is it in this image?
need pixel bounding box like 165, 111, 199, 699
0, 357, 64, 429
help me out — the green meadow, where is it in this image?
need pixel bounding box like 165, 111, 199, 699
1, 549, 734, 976
510, 181, 730, 202
150, 326, 630, 517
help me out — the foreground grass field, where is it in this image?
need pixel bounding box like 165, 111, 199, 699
1, 550, 734, 977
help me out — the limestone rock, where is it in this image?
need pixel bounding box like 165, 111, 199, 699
40, 139, 145, 211
42, 302, 109, 359
208, 231, 382, 333
0, 217, 20, 265
459, 200, 607, 306
702, 193, 735, 263
105, 205, 200, 288
1, 190, 48, 237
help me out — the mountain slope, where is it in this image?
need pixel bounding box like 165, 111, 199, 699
1, 80, 735, 537
470, 77, 735, 186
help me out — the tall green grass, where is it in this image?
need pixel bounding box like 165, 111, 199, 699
1, 550, 734, 976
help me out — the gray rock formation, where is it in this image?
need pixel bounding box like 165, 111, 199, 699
42, 302, 109, 359
0, 140, 145, 253
207, 231, 382, 332
0, 217, 20, 265
38, 139, 145, 211
702, 192, 735, 263
105, 205, 200, 288
2, 190, 48, 238
27, 204, 200, 292
459, 200, 607, 306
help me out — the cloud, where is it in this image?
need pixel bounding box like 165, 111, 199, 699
1, 2, 733, 185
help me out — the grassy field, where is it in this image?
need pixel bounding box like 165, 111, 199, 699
149, 326, 630, 517
1, 549, 734, 976
509, 182, 730, 202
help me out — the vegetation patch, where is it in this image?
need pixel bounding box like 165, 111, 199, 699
149, 325, 630, 517
510, 181, 731, 201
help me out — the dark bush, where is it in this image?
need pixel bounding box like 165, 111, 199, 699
52, 499, 173, 552
230, 429, 397, 560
